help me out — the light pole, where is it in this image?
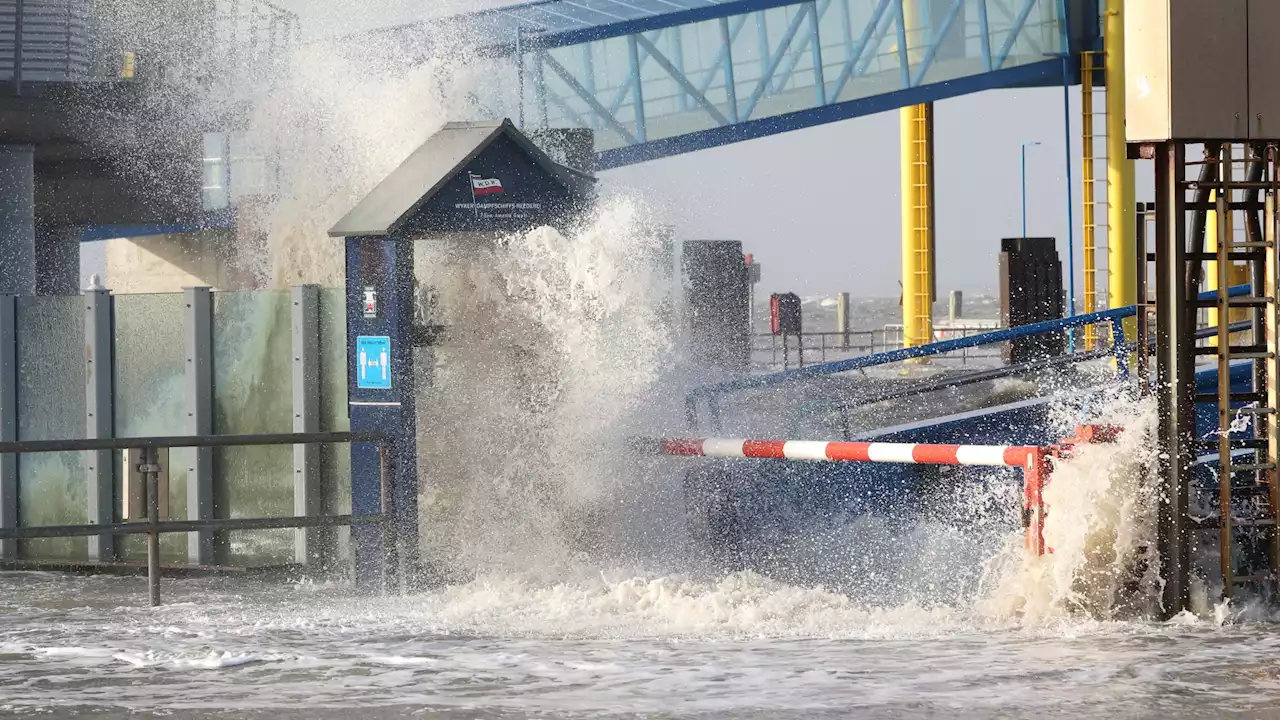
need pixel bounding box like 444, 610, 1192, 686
1021, 141, 1041, 239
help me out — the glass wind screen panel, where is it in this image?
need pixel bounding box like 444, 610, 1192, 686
212, 290, 293, 567
113, 291, 189, 563
15, 296, 86, 560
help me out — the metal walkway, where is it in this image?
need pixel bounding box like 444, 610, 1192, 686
400, 0, 1078, 168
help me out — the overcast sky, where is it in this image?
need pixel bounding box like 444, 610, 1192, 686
270, 0, 1158, 299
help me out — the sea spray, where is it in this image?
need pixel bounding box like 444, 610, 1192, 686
78, 0, 1206, 632
978, 395, 1162, 623
413, 196, 686, 581
101, 6, 513, 567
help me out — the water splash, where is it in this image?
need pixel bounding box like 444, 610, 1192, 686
978, 396, 1163, 624
413, 196, 685, 582
81, 0, 1216, 634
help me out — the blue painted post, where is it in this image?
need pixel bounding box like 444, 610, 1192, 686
977, 0, 992, 71
894, 0, 910, 88
580, 44, 597, 130
626, 34, 647, 143
808, 1, 826, 105
757, 9, 769, 79
1110, 316, 1129, 378
345, 236, 417, 591
1060, 53, 1077, 350
700, 16, 747, 99
533, 52, 548, 128
719, 17, 740, 123
671, 26, 688, 112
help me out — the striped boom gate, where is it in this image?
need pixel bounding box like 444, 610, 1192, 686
652, 437, 1065, 556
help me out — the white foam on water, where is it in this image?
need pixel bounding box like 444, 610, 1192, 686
113, 650, 268, 670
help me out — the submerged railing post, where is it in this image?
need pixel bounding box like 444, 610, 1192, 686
1022, 449, 1048, 556
142, 445, 162, 607
1111, 315, 1129, 378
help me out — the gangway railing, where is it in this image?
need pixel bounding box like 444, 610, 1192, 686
781, 318, 1255, 439
0, 431, 393, 607
687, 284, 1256, 429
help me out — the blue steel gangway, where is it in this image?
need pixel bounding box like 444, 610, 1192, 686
374, 0, 1097, 168
684, 284, 1258, 449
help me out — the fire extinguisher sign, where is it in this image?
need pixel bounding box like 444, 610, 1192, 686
355, 336, 392, 390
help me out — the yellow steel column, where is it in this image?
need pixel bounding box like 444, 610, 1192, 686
901, 103, 935, 349
900, 107, 920, 347
900, 0, 933, 349
1081, 51, 1098, 349
1105, 0, 1135, 333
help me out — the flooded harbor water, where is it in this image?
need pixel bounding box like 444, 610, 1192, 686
4, 569, 1280, 719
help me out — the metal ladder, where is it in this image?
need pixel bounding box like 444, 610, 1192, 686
1187, 144, 1280, 599
1081, 50, 1109, 350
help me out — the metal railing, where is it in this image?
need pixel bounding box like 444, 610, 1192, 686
0, 431, 391, 606
690, 284, 1257, 428
752, 324, 1006, 371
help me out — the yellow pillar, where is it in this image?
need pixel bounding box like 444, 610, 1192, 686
900, 0, 934, 349
1105, 0, 1135, 333
901, 103, 935, 349
1081, 51, 1099, 350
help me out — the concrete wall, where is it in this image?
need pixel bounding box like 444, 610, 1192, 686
103, 230, 244, 293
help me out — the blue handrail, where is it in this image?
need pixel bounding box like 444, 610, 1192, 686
692, 283, 1253, 400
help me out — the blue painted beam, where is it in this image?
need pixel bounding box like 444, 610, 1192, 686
597, 56, 1066, 169
78, 212, 237, 242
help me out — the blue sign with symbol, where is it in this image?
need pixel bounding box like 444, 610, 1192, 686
355, 336, 392, 389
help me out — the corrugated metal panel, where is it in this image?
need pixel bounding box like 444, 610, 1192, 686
0, 0, 91, 83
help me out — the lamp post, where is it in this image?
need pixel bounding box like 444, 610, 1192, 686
1021, 141, 1042, 239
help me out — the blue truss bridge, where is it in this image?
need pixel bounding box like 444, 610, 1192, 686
381, 0, 1099, 169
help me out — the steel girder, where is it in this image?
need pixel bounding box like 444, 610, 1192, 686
504, 0, 1068, 167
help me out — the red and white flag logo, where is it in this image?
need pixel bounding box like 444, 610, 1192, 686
469, 173, 504, 195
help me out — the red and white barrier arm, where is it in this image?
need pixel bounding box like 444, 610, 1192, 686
655, 438, 1044, 468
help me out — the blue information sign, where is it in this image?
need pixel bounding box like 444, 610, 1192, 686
355, 336, 392, 389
